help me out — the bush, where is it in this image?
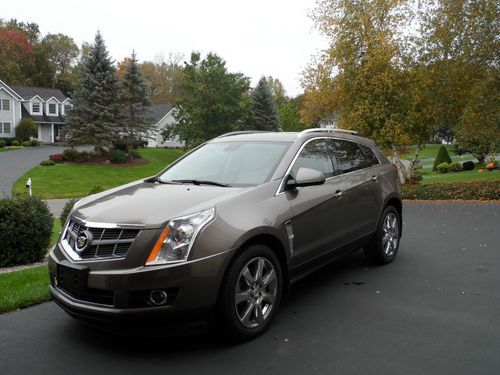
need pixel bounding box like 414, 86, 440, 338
60, 198, 78, 226
63, 149, 92, 163
437, 162, 450, 173
15, 118, 37, 142
0, 140, 5, 148
463, 161, 475, 171
432, 145, 453, 171
110, 149, 128, 164
22, 141, 30, 147
449, 162, 463, 172
401, 181, 500, 201
11, 140, 20, 146
40, 160, 55, 166
130, 149, 142, 159
30, 139, 40, 146
49, 154, 64, 163
88, 185, 105, 195
0, 137, 18, 146
0, 195, 53, 267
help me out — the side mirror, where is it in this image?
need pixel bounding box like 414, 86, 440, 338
286, 168, 325, 190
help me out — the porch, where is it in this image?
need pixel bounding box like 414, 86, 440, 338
37, 123, 64, 144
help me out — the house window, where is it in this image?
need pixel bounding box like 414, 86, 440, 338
48, 103, 57, 114
1, 99, 10, 111
64, 104, 72, 114
1, 122, 11, 134
32, 102, 41, 113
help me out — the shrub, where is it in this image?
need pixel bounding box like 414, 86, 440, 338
60, 198, 78, 226
11, 140, 20, 146
449, 162, 463, 172
0, 195, 53, 267
462, 161, 475, 171
49, 154, 64, 163
437, 162, 450, 173
0, 140, 5, 148
401, 181, 500, 201
30, 139, 40, 146
130, 149, 142, 159
62, 149, 92, 162
0, 137, 18, 146
432, 145, 453, 171
40, 160, 55, 166
22, 141, 30, 147
110, 149, 128, 164
88, 185, 105, 195
15, 118, 37, 141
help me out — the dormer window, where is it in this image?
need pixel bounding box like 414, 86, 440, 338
32, 102, 41, 114
48, 103, 57, 115
64, 104, 72, 115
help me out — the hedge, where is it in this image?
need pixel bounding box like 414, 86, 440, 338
401, 181, 500, 200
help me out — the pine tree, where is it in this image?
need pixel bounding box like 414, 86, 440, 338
64, 31, 120, 153
251, 77, 280, 131
432, 145, 453, 171
120, 51, 152, 150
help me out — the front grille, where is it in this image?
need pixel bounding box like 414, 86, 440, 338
63, 218, 140, 260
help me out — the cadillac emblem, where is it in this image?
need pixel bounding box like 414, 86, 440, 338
75, 230, 93, 253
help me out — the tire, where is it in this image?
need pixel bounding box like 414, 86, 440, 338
364, 205, 401, 265
219, 244, 283, 341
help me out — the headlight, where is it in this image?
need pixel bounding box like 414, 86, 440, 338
146, 207, 215, 265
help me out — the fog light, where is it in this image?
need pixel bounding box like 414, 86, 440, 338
148, 290, 168, 306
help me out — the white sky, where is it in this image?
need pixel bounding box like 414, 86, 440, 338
3, 0, 328, 96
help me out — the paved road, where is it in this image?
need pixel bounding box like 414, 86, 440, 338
0, 202, 499, 375
0, 146, 64, 197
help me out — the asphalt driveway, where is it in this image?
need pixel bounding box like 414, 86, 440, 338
0, 145, 64, 197
0, 202, 499, 374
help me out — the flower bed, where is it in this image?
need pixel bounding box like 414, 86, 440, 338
401, 181, 500, 200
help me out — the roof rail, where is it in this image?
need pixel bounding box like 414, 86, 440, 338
216, 130, 270, 139
298, 128, 359, 137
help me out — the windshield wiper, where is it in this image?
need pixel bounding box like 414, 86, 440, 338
171, 179, 231, 187
144, 176, 173, 184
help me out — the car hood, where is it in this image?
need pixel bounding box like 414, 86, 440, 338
72, 180, 247, 228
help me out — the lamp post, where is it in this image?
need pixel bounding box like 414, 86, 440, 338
26, 178, 32, 196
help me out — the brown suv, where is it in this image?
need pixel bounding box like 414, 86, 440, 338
49, 129, 402, 340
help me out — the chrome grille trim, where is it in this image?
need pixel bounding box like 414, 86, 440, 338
61, 217, 141, 261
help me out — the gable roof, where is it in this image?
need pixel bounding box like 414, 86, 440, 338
9, 85, 68, 102
147, 104, 173, 124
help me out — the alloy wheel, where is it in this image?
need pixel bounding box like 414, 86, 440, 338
382, 212, 399, 257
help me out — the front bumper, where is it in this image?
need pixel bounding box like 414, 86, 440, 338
48, 245, 235, 322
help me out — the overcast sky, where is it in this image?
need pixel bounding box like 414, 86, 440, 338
4, 0, 327, 96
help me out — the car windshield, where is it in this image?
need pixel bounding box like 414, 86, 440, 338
158, 141, 291, 187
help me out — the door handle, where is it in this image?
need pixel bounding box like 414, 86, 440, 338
371, 175, 378, 182
334, 190, 343, 199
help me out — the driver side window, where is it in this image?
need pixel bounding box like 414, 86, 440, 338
291, 139, 335, 179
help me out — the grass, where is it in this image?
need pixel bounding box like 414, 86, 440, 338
0, 265, 50, 314
401, 144, 454, 160
12, 148, 185, 199
50, 220, 62, 248
0, 146, 22, 153
421, 169, 500, 184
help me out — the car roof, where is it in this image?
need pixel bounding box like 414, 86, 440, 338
209, 130, 376, 147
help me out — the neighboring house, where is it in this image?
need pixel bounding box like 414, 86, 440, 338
0, 80, 72, 143
146, 104, 184, 148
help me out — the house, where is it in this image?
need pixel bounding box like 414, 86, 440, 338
146, 103, 184, 148
0, 80, 72, 143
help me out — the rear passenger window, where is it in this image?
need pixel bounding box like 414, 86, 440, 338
291, 139, 335, 178
358, 144, 379, 167
327, 139, 373, 173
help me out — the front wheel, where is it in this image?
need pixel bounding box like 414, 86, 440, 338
364, 205, 401, 264
219, 244, 282, 341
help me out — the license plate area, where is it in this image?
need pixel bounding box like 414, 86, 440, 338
57, 261, 89, 295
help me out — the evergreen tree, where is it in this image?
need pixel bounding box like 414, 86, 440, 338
65, 31, 120, 153
251, 77, 280, 131
120, 51, 152, 149
432, 145, 453, 171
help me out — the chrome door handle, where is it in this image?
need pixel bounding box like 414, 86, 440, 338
371, 175, 378, 182
334, 190, 343, 199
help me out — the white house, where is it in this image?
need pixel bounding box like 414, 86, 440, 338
146, 104, 184, 148
0, 80, 72, 143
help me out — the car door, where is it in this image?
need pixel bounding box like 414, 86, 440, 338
286, 138, 352, 268
326, 138, 383, 239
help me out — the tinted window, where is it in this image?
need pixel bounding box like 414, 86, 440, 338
159, 141, 290, 186
327, 139, 371, 173
358, 144, 379, 167
291, 139, 334, 178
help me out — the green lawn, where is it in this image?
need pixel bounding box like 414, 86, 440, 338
0, 265, 50, 314
50, 220, 62, 248
421, 169, 500, 184
12, 148, 185, 199
0, 146, 22, 153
